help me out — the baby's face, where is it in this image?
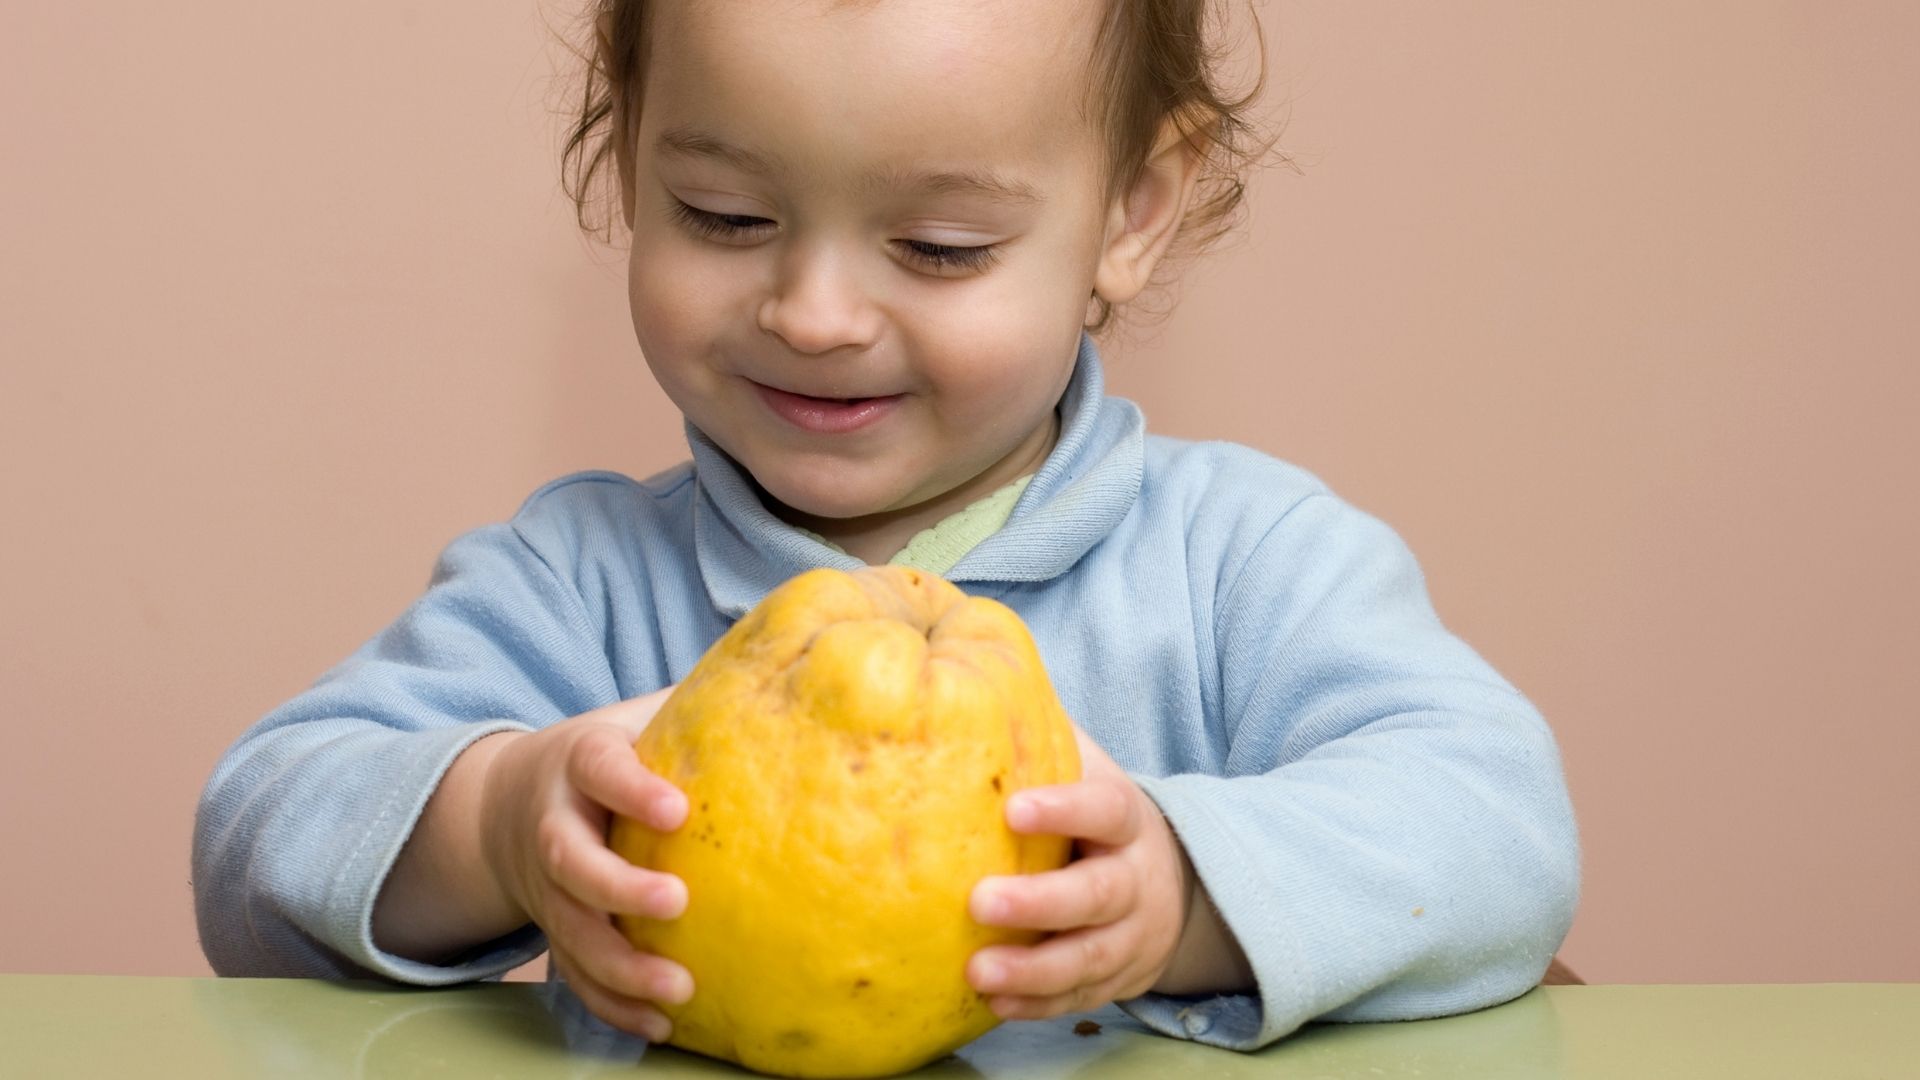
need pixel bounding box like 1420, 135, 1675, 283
624, 0, 1114, 524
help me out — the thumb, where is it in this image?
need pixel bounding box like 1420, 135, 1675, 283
595, 684, 678, 742
1070, 723, 1115, 771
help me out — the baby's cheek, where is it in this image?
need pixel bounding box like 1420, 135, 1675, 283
628, 248, 716, 347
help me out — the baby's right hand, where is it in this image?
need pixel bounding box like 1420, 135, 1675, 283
478, 687, 692, 1043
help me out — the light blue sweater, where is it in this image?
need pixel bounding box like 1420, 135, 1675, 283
192, 334, 1579, 1049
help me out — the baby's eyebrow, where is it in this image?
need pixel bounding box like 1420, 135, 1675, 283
657, 126, 776, 175
874, 164, 1045, 207
655, 125, 1045, 207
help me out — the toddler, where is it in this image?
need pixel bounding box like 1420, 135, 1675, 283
194, 0, 1579, 1051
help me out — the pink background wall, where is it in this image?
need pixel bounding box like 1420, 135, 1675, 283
3, 2, 1915, 983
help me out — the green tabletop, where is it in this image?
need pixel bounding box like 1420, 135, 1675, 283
2, 976, 1915, 1079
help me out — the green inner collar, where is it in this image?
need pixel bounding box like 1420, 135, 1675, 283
796, 474, 1032, 575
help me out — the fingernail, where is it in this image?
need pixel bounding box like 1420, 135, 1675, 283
652, 792, 686, 828
1006, 797, 1036, 831
643, 1013, 673, 1044
656, 876, 688, 919
973, 889, 1007, 924
661, 967, 695, 1005
974, 959, 1003, 990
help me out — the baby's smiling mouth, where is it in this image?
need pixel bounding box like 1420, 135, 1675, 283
753, 379, 897, 404
749, 380, 904, 435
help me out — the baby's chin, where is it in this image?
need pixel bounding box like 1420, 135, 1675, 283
753, 472, 914, 525
745, 458, 954, 529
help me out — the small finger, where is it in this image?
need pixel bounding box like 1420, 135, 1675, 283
538, 807, 688, 918
544, 890, 695, 1007
968, 924, 1129, 999
1006, 780, 1138, 845
971, 856, 1135, 930
567, 726, 688, 831
985, 985, 1107, 1022
551, 946, 675, 1043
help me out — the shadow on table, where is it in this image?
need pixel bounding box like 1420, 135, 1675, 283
1270, 988, 1567, 1080
962, 990, 1565, 1080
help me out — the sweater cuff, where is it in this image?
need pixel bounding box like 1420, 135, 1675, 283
326, 720, 549, 985
1117, 772, 1307, 1050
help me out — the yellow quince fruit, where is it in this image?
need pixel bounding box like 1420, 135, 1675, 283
609, 565, 1081, 1078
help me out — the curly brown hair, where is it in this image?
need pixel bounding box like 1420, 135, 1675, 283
556, 1, 1291, 334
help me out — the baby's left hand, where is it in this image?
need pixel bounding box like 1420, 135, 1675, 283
966, 728, 1190, 1019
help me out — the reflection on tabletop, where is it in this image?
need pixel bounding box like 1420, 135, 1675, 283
181, 970, 1565, 1079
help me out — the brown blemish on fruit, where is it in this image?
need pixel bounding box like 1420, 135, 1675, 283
853, 979, 870, 994
775, 1030, 814, 1049
990, 775, 1003, 792
850, 758, 867, 774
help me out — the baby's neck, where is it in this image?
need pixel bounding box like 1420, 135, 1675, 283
796, 508, 958, 567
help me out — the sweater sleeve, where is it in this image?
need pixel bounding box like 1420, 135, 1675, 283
1117, 493, 1580, 1049
191, 517, 623, 983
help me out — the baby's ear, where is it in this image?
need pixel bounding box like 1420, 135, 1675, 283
1093, 116, 1206, 307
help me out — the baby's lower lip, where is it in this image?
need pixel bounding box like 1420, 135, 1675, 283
752, 382, 903, 435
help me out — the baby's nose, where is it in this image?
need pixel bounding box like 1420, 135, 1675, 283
757, 246, 884, 355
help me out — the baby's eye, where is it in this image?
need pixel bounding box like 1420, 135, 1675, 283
897, 239, 999, 275
670, 199, 775, 242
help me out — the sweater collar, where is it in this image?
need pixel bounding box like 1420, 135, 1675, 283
690, 333, 1144, 619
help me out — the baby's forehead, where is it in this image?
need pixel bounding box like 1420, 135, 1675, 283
643, 0, 1107, 177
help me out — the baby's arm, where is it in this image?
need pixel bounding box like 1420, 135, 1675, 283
368, 730, 526, 963
372, 691, 695, 1041
1151, 850, 1256, 995
1118, 491, 1580, 1048
192, 518, 622, 983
